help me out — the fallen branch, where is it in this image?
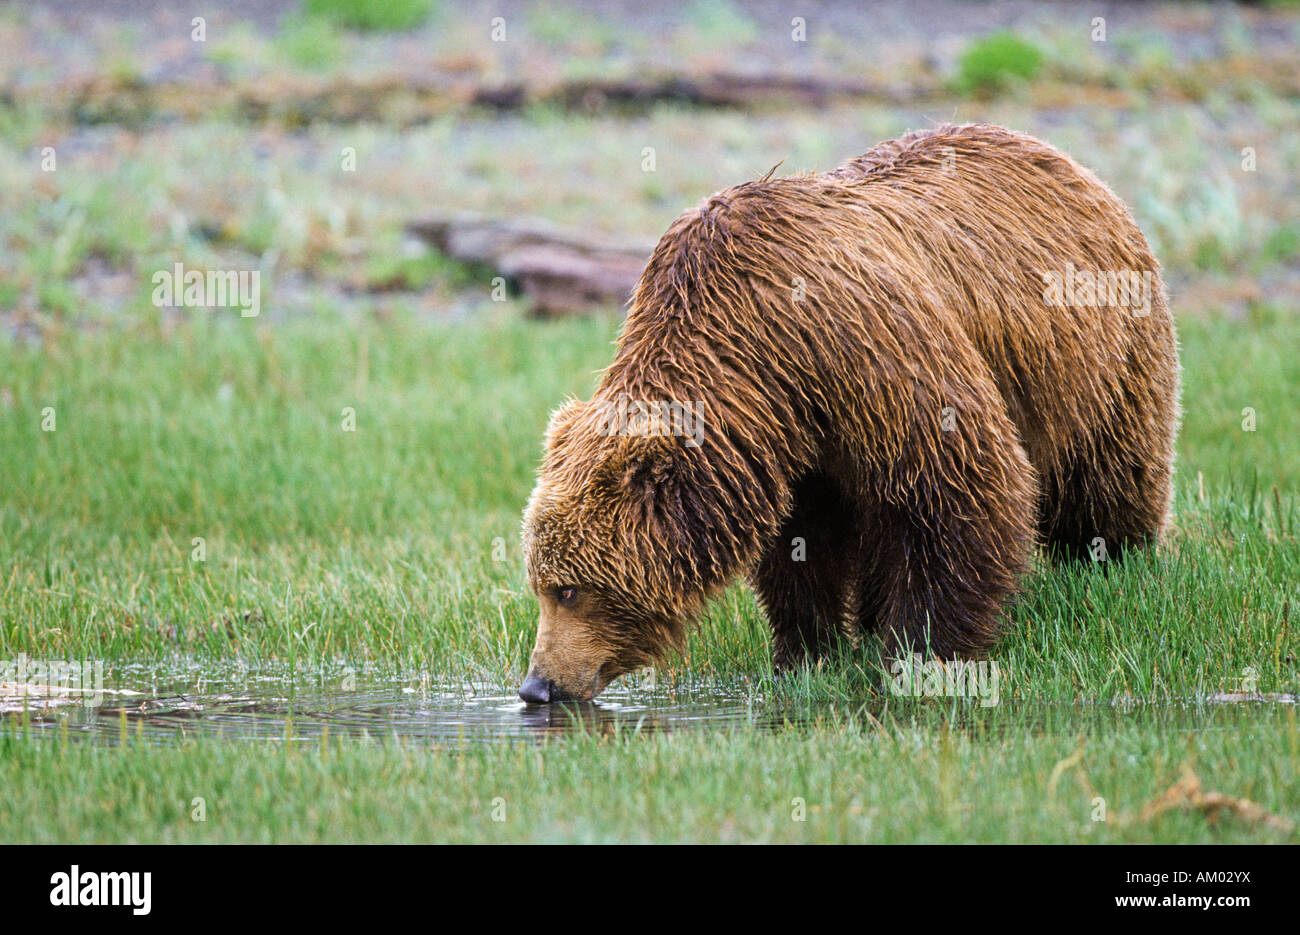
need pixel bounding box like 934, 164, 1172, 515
12, 70, 928, 129
405, 213, 653, 317
1136, 764, 1294, 833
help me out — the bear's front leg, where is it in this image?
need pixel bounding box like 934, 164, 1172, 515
748, 472, 862, 670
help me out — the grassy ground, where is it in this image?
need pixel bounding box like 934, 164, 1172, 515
1, 311, 1297, 843
3, 706, 1296, 844
2, 0, 1298, 844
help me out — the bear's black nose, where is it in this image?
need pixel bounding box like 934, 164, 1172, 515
518, 672, 556, 704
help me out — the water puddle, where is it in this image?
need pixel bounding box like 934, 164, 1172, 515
3, 660, 1293, 746
2, 661, 789, 743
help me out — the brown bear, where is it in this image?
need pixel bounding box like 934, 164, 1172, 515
519, 123, 1179, 703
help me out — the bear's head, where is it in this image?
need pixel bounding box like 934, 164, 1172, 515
519, 397, 725, 702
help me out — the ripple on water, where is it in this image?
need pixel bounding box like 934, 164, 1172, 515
3, 661, 1292, 745
2, 661, 788, 744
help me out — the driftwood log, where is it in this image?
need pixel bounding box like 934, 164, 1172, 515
406, 213, 655, 317
29, 71, 923, 129
474, 74, 906, 111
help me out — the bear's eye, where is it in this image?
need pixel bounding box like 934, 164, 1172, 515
557, 586, 578, 605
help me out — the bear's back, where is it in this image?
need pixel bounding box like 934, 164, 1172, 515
621, 123, 1177, 484
822, 123, 1175, 474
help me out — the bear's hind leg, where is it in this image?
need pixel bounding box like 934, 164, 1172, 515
749, 472, 861, 671
1039, 432, 1173, 565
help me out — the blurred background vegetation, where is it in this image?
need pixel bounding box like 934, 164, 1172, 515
1, 0, 1297, 330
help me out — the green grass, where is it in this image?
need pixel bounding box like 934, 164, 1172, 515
275, 15, 346, 71
3, 705, 1296, 843
0, 308, 1297, 842
955, 31, 1045, 96
3, 0, 1298, 846
362, 242, 482, 292
680, 0, 760, 47
301, 0, 436, 33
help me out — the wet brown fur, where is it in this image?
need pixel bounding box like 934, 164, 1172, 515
522, 123, 1180, 700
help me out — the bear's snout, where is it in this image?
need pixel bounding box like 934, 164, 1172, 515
521, 597, 615, 701
518, 671, 558, 704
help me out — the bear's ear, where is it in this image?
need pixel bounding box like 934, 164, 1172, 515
607, 430, 728, 587
545, 398, 588, 446
541, 398, 593, 472
609, 432, 679, 492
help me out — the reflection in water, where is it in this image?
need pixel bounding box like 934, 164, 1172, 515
3, 661, 790, 744
3, 660, 1292, 746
